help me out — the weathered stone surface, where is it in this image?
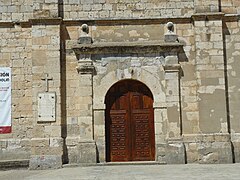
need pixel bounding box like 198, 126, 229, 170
184, 134, 233, 164
156, 142, 185, 164
78, 142, 97, 164
165, 142, 186, 164
67, 140, 97, 164
29, 155, 62, 170
232, 140, 240, 163
0, 159, 29, 170
198, 142, 233, 164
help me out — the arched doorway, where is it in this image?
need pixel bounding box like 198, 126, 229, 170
105, 80, 155, 162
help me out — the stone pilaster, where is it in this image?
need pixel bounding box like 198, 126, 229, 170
163, 24, 181, 134
156, 23, 185, 164
192, 13, 232, 163
164, 58, 181, 139
193, 13, 228, 134
76, 55, 95, 141
93, 103, 106, 163
29, 21, 63, 169
66, 24, 97, 164
161, 53, 185, 164
66, 54, 97, 164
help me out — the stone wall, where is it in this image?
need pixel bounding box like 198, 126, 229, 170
194, 14, 227, 134
225, 19, 240, 163
1, 1, 240, 21
221, 0, 240, 14
0, 21, 63, 169
29, 22, 63, 169
63, 0, 194, 19
0, 0, 33, 21
0, 25, 33, 162
0, 0, 59, 21
178, 22, 198, 135
194, 0, 219, 13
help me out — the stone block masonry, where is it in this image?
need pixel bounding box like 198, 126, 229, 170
64, 0, 195, 19
0, 1, 240, 21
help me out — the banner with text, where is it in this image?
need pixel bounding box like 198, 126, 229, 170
0, 67, 11, 133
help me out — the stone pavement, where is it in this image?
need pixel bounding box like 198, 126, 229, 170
0, 164, 240, 180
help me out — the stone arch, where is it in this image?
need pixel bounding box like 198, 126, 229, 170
93, 68, 166, 110
93, 68, 166, 162
105, 78, 154, 102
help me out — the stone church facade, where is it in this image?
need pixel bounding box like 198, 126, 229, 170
0, 0, 240, 169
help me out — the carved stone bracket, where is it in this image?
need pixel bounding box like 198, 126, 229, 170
76, 64, 95, 74
76, 57, 95, 74
75, 53, 95, 74
163, 51, 181, 72
163, 64, 181, 72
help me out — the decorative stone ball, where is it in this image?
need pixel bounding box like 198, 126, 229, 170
81, 24, 89, 34
166, 22, 174, 32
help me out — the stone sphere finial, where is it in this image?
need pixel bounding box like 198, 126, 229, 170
166, 22, 174, 33
165, 22, 178, 42
81, 24, 89, 34
78, 23, 92, 44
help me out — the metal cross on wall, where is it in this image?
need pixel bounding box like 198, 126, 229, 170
41, 73, 53, 92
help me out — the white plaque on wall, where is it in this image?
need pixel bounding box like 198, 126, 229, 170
38, 92, 56, 122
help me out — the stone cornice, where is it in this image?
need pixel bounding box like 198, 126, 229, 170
29, 18, 62, 25
0, 18, 62, 28
192, 12, 225, 21
0, 17, 190, 28
70, 41, 184, 55
0, 22, 14, 28
223, 14, 240, 22
0, 14, 239, 28
63, 17, 191, 26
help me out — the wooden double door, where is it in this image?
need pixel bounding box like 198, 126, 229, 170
105, 80, 155, 162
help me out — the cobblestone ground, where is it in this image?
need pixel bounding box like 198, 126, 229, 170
0, 164, 240, 180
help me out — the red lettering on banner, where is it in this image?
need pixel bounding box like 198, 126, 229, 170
0, 126, 11, 134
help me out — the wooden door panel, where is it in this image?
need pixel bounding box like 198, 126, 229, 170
143, 95, 153, 109
106, 80, 155, 162
119, 94, 128, 110
110, 110, 129, 161
132, 110, 155, 161
131, 93, 142, 109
